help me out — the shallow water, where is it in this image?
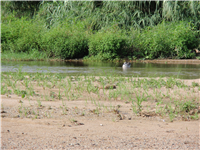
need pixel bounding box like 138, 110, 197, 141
1, 60, 200, 79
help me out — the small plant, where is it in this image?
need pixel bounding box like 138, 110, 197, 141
81, 111, 85, 116
18, 103, 23, 117
131, 99, 137, 114
70, 118, 77, 123
190, 112, 199, 120
24, 107, 28, 117
34, 114, 38, 119
1, 104, 4, 110
181, 101, 196, 113
1, 85, 8, 95
21, 90, 27, 98
60, 106, 67, 115
32, 110, 36, 115
167, 104, 175, 122
192, 82, 199, 87
134, 93, 149, 112
169, 112, 175, 122
94, 107, 100, 115
58, 87, 62, 100
37, 99, 42, 107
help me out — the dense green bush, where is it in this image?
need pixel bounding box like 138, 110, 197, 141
171, 22, 199, 58
88, 27, 129, 60
2, 16, 89, 59
39, 21, 89, 59
1, 15, 44, 53
2, 15, 21, 52
134, 22, 199, 59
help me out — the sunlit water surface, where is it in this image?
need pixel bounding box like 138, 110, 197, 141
1, 61, 200, 79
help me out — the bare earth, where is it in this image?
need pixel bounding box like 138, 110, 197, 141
1, 78, 200, 149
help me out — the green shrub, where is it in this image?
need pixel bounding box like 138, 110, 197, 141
2, 16, 43, 53
88, 27, 129, 60
39, 21, 89, 59
2, 11, 199, 61
134, 21, 199, 59
171, 22, 199, 58
2, 15, 89, 59
14, 21, 43, 53
181, 101, 197, 113
1, 15, 22, 52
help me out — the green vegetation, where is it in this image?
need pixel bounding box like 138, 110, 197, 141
1, 68, 199, 121
1, 1, 200, 61
87, 27, 128, 60
134, 22, 198, 59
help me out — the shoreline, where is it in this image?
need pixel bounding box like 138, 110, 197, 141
2, 58, 200, 64
139, 59, 200, 64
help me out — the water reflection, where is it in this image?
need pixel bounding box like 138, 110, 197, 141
1, 60, 200, 79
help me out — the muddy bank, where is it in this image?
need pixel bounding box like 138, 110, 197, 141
2, 57, 200, 65
62, 59, 200, 65
139, 59, 200, 64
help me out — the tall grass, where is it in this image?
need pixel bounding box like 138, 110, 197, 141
36, 1, 200, 30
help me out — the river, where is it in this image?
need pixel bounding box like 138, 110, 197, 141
1, 60, 200, 79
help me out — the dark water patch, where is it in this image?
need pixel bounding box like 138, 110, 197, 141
1, 61, 200, 79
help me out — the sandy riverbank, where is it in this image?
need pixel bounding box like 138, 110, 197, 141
1, 76, 200, 149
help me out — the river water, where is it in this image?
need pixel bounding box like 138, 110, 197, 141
1, 60, 200, 79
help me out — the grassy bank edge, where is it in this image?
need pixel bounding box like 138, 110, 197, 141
1, 52, 200, 64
